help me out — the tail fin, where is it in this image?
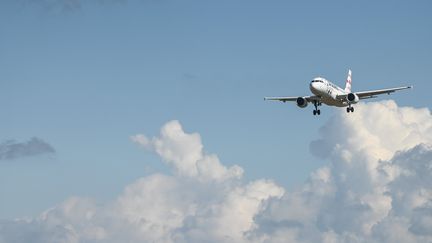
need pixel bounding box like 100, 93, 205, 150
344, 69, 352, 93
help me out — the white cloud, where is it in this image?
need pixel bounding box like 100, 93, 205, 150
254, 100, 432, 242
131, 120, 244, 182
1, 100, 432, 243
0, 120, 283, 243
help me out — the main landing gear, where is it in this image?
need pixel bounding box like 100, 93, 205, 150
313, 101, 321, 115
346, 105, 354, 113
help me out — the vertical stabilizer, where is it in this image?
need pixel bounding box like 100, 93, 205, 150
344, 69, 352, 93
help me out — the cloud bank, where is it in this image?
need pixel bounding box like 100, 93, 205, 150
255, 101, 432, 242
1, 100, 431, 243
0, 137, 55, 161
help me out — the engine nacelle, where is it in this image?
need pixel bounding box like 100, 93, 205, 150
347, 93, 359, 104
296, 97, 308, 108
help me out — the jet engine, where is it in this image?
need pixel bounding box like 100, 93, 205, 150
296, 97, 308, 108
347, 93, 359, 104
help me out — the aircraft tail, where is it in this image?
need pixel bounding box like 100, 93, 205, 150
344, 69, 352, 93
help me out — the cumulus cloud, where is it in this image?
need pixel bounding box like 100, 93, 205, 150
0, 121, 283, 243
0, 137, 55, 160
253, 100, 432, 242
131, 120, 243, 182
1, 100, 432, 243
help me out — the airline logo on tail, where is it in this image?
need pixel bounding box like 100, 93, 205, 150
344, 69, 352, 93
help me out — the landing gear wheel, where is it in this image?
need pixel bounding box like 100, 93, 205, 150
313, 101, 320, 116
346, 107, 350, 113
350, 107, 354, 112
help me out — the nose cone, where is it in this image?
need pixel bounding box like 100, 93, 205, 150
310, 82, 318, 92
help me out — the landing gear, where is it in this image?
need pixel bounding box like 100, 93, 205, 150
346, 106, 354, 113
313, 101, 321, 115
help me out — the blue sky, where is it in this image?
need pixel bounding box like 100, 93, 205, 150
0, 0, 431, 220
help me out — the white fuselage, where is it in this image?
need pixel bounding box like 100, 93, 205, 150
309, 77, 349, 107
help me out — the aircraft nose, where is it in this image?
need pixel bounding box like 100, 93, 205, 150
310, 82, 317, 90
310, 81, 320, 93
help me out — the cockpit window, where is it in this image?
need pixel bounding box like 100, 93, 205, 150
311, 80, 323, 83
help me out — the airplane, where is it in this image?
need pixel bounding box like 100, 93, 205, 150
264, 70, 412, 115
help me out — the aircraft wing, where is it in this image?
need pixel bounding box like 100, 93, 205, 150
264, 95, 321, 102
336, 86, 412, 100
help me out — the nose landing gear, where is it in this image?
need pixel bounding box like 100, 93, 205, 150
313, 101, 321, 115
